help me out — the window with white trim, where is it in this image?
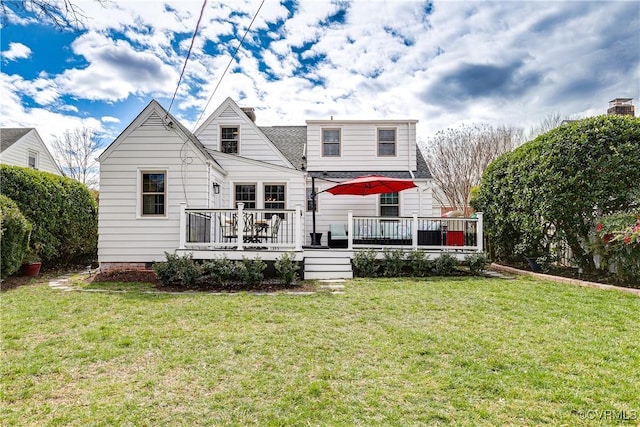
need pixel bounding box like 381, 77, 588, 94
234, 184, 256, 208
378, 128, 396, 156
28, 150, 38, 169
322, 129, 341, 156
380, 192, 399, 217
264, 184, 285, 210
141, 171, 166, 216
221, 126, 239, 154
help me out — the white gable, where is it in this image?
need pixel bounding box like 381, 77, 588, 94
195, 97, 293, 169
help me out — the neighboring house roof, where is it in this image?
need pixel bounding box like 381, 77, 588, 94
0, 128, 33, 152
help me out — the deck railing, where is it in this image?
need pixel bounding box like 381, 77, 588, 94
347, 211, 483, 252
179, 203, 303, 251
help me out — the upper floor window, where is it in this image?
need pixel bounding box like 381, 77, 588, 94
221, 126, 239, 154
378, 128, 396, 156
322, 129, 341, 156
380, 192, 399, 217
28, 150, 38, 169
235, 184, 256, 208
141, 171, 166, 216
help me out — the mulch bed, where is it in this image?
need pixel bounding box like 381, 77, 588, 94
90, 269, 317, 293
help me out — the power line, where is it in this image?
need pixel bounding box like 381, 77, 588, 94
192, 0, 266, 132
167, 0, 208, 116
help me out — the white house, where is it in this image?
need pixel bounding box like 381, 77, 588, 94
97, 98, 483, 278
0, 128, 62, 175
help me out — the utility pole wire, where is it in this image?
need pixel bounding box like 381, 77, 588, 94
192, 0, 265, 132
167, 0, 208, 117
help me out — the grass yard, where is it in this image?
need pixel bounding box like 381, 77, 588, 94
2, 276, 639, 426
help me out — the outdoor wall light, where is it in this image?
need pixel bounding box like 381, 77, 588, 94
212, 182, 221, 194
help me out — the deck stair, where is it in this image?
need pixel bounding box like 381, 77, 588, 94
303, 249, 353, 280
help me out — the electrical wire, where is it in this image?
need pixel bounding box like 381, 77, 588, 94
192, 0, 266, 132
166, 0, 208, 117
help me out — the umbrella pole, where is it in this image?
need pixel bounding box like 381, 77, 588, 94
311, 176, 319, 246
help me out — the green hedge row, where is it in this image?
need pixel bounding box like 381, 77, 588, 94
473, 115, 640, 273
0, 165, 98, 266
0, 195, 32, 278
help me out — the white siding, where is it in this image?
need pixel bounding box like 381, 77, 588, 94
1, 129, 61, 175
196, 106, 289, 167
98, 112, 210, 263
306, 122, 417, 172
215, 154, 305, 211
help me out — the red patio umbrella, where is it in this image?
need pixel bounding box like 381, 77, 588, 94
325, 174, 417, 196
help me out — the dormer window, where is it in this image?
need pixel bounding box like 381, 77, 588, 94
221, 126, 239, 154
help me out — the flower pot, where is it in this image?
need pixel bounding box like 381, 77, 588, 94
22, 262, 42, 277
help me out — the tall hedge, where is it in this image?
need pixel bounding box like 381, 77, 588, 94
0, 195, 33, 278
473, 115, 640, 271
0, 165, 98, 266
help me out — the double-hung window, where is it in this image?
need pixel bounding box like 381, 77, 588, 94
322, 129, 341, 156
378, 128, 396, 156
264, 185, 285, 210
28, 150, 38, 169
221, 126, 239, 154
234, 184, 256, 208
141, 171, 166, 216
380, 192, 399, 217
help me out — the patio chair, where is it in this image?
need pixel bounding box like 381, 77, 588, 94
267, 215, 282, 242
219, 215, 237, 242
328, 223, 348, 248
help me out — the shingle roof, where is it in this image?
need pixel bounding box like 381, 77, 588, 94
0, 128, 32, 152
259, 126, 307, 168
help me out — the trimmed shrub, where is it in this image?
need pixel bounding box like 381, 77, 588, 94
433, 253, 457, 276
0, 165, 98, 266
352, 249, 379, 277
465, 253, 487, 275
202, 256, 236, 286
474, 115, 640, 274
153, 252, 200, 288
381, 248, 405, 277
275, 252, 300, 285
0, 195, 33, 278
407, 249, 432, 277
235, 256, 266, 287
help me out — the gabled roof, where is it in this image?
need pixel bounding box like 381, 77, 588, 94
259, 126, 307, 169
0, 128, 33, 152
195, 97, 295, 169
99, 100, 224, 173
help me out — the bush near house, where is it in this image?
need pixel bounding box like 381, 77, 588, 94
0, 165, 98, 267
0, 195, 33, 278
473, 115, 640, 280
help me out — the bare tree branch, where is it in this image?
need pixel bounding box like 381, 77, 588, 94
421, 124, 522, 213
1, 0, 107, 30
52, 127, 103, 188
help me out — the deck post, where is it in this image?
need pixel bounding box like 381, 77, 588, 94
476, 212, 484, 252
294, 204, 303, 251
236, 203, 244, 251
179, 202, 187, 249
412, 212, 418, 250
347, 210, 354, 250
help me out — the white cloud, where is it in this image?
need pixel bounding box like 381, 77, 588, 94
101, 116, 120, 124
2, 42, 32, 61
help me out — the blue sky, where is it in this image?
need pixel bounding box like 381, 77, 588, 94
1, 0, 638, 153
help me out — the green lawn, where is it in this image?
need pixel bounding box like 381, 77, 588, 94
2, 276, 639, 426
